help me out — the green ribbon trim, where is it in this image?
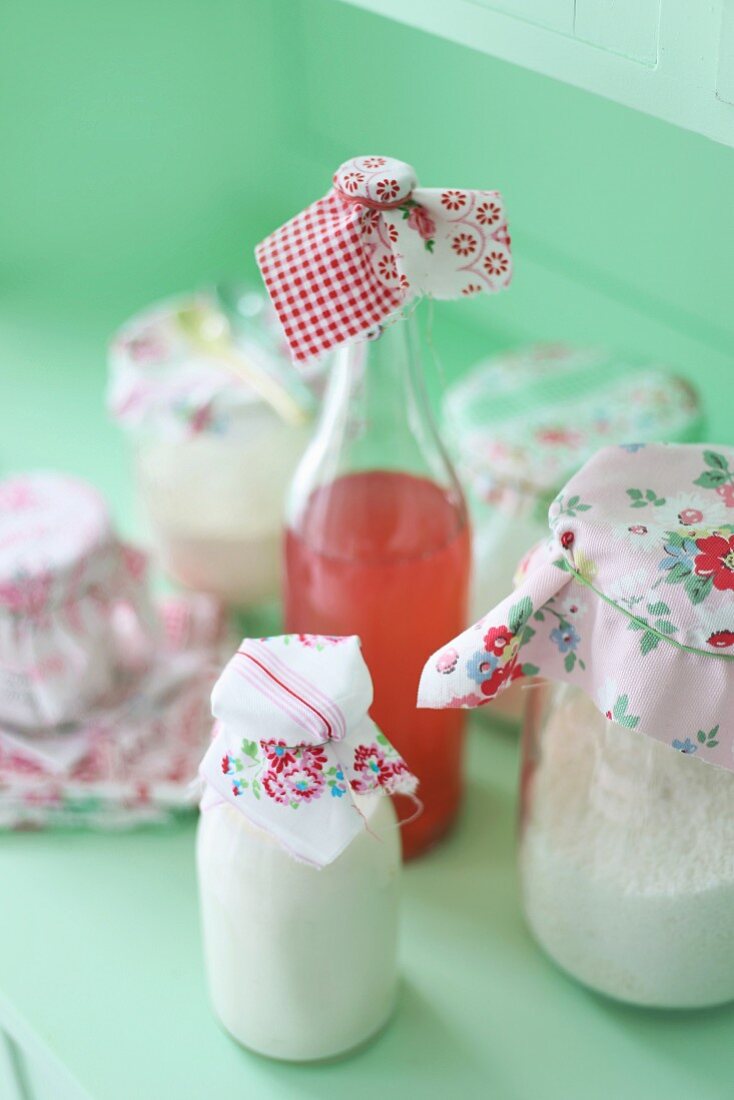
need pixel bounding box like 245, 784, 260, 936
559, 560, 734, 662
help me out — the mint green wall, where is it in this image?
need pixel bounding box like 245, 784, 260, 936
1, 0, 732, 514
280, 1, 733, 442
0, 0, 288, 310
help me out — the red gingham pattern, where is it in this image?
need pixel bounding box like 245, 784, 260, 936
256, 191, 405, 364
256, 156, 512, 364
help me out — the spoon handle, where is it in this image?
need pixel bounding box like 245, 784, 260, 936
213, 344, 312, 427
176, 303, 312, 427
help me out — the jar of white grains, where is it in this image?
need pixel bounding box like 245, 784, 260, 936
419, 442, 734, 1007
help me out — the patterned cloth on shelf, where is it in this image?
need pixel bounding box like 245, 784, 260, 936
0, 468, 229, 829
0, 591, 227, 829
419, 444, 734, 771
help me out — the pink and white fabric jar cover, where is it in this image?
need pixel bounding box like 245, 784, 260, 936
0, 472, 226, 828
442, 345, 703, 722
419, 443, 734, 1008
197, 633, 417, 1061
0, 472, 155, 730
107, 287, 326, 608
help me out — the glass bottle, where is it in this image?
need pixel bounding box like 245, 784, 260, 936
283, 308, 471, 858
519, 681, 734, 1008
197, 793, 400, 1060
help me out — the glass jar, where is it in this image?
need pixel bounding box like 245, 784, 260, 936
444, 345, 703, 723
196, 792, 400, 1061
109, 288, 323, 608
519, 681, 734, 1008
283, 308, 471, 859
134, 411, 309, 605
445, 346, 703, 624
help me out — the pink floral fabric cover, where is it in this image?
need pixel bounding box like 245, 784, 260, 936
0, 473, 156, 730
0, 592, 226, 829
419, 444, 734, 770
200, 634, 417, 866
108, 289, 324, 440
256, 155, 512, 363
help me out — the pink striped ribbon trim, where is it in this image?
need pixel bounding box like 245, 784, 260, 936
235, 641, 346, 744
255, 642, 347, 741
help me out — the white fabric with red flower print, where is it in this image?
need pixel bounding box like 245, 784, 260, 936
199, 634, 417, 866
419, 443, 734, 772
256, 155, 512, 363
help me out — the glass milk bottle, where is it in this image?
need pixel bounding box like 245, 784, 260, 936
196, 634, 416, 1060
284, 310, 471, 858
197, 793, 400, 1060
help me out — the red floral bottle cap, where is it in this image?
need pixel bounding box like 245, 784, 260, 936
256, 154, 512, 363
333, 155, 417, 207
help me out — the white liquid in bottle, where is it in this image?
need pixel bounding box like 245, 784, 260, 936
197, 793, 401, 1061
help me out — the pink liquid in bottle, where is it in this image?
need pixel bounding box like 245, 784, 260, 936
285, 469, 471, 859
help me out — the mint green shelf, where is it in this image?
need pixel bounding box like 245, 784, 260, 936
3, 717, 734, 1100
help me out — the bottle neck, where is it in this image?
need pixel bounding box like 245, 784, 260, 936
313, 306, 461, 487
339, 309, 425, 434
285, 304, 468, 542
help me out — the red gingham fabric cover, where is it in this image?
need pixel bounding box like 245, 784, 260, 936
256, 155, 512, 364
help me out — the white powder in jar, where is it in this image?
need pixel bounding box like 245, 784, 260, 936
520, 687, 734, 1008
136, 422, 310, 605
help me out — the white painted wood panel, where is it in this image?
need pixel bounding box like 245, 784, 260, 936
334, 0, 734, 145
574, 0, 660, 64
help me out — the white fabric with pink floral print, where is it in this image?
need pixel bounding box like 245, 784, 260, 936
256, 155, 512, 363
199, 634, 417, 866
0, 473, 156, 730
0, 591, 226, 830
108, 289, 325, 441
419, 444, 734, 771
